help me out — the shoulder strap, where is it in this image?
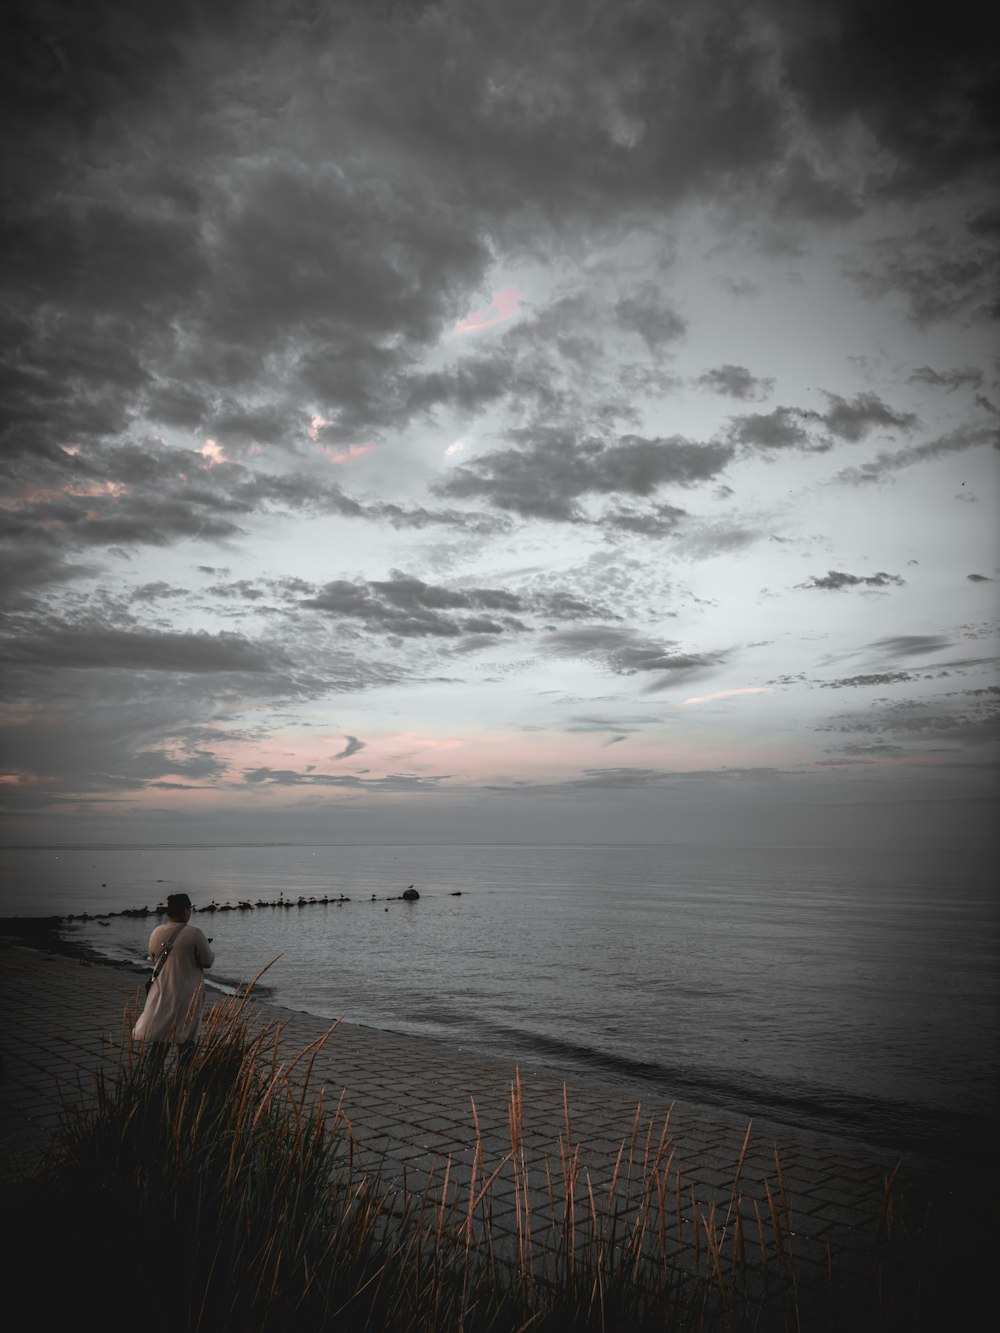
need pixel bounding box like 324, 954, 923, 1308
150, 923, 186, 983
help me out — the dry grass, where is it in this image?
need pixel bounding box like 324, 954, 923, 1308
35, 987, 947, 1332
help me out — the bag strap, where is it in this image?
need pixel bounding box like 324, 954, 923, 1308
149, 923, 186, 985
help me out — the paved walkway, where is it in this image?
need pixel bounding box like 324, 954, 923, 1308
0, 941, 989, 1327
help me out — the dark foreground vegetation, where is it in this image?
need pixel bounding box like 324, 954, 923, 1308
5, 991, 961, 1332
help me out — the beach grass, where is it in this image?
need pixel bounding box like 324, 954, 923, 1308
28, 989, 946, 1332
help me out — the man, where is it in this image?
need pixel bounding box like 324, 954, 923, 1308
132, 892, 215, 1055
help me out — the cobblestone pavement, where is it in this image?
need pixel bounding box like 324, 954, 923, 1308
1, 941, 989, 1327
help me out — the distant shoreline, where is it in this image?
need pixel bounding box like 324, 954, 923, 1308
0, 916, 142, 971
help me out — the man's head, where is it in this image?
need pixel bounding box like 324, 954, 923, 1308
165, 893, 193, 920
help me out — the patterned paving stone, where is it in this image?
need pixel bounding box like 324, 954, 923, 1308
1, 940, 992, 1328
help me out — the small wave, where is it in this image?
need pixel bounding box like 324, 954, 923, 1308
475, 1021, 987, 1163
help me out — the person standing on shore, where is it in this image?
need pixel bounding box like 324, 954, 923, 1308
132, 892, 214, 1055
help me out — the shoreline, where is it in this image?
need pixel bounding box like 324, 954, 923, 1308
1, 930, 996, 1331
1, 913, 992, 1183
0, 914, 127, 967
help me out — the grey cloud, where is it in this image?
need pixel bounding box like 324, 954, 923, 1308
843, 227, 999, 325
301, 577, 525, 639
206, 576, 319, 603
726, 407, 815, 450
130, 582, 188, 602
907, 365, 985, 392
602, 502, 688, 537
820, 672, 916, 688
488, 765, 787, 794
333, 736, 366, 760
697, 364, 775, 400
437, 430, 734, 521
0, 542, 100, 597
543, 625, 725, 686
2, 625, 286, 673
819, 695, 1000, 749
832, 422, 999, 485
242, 768, 445, 792
779, 3, 998, 197
0, 440, 503, 598
536, 591, 617, 621
2, 0, 995, 491
798, 570, 905, 591
770, 152, 861, 221
826, 742, 906, 756
727, 391, 914, 453
564, 714, 657, 734
127, 749, 225, 781
868, 635, 951, 658
818, 391, 917, 441
714, 275, 762, 300
299, 573, 612, 639
614, 284, 687, 349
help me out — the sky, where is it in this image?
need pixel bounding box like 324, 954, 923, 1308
1, 0, 998, 850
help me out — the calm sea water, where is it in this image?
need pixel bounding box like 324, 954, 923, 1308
2, 842, 997, 1162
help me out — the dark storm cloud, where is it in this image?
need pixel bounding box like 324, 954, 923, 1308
2, 0, 995, 485
776, 0, 999, 196
696, 365, 775, 400
797, 570, 905, 591
0, 0, 788, 471
437, 431, 734, 521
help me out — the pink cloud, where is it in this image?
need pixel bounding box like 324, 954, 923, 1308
454, 287, 521, 334
316, 442, 375, 465
1, 479, 129, 511
308, 414, 331, 441
199, 439, 228, 466
681, 687, 772, 706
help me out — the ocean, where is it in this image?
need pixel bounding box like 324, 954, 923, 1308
2, 841, 997, 1164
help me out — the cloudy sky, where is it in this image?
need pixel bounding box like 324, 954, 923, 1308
2, 0, 997, 849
